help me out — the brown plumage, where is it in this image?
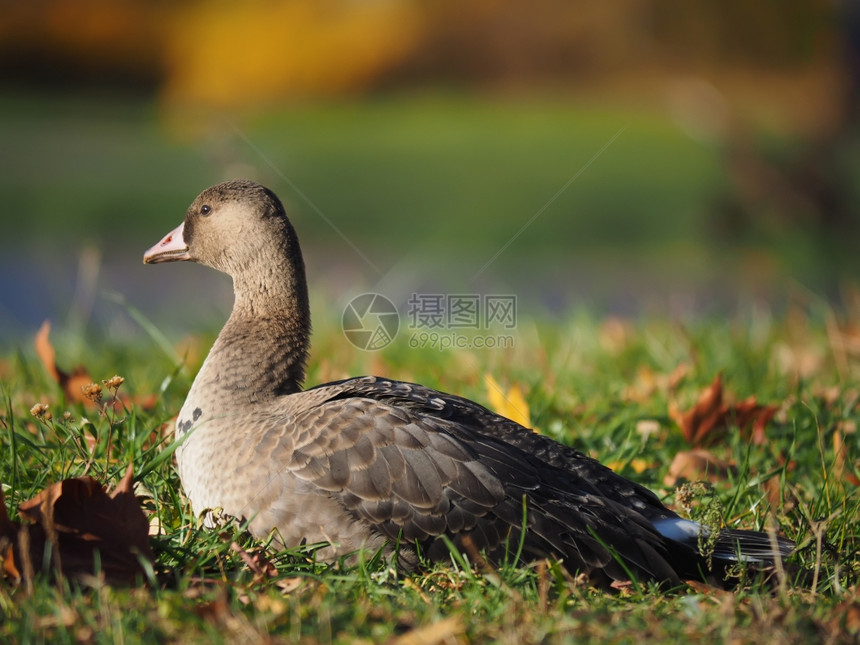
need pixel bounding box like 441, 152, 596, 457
144, 179, 792, 588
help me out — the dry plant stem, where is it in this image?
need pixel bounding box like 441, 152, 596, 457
104, 405, 114, 477
812, 519, 825, 596
102, 378, 126, 475
79, 378, 126, 478
18, 526, 34, 597
80, 383, 103, 477
537, 559, 549, 612
62, 417, 89, 469
789, 481, 842, 596
766, 513, 787, 597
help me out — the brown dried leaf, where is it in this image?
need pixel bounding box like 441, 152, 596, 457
34, 320, 60, 382
276, 577, 303, 594
670, 374, 780, 446
35, 320, 95, 407
683, 579, 732, 596
0, 486, 21, 583
761, 472, 796, 512
667, 362, 691, 391
0, 486, 14, 540
669, 374, 725, 445
391, 616, 465, 645
34, 321, 156, 412
624, 363, 691, 404
230, 541, 278, 583
663, 449, 736, 487
17, 464, 153, 585
733, 397, 780, 445
832, 426, 860, 487
193, 592, 231, 624
823, 599, 860, 638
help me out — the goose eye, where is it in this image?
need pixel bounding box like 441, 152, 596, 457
200, 204, 212, 216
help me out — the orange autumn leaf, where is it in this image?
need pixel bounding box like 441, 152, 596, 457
684, 579, 733, 596
834, 426, 860, 487
35, 320, 96, 407
669, 373, 779, 446
484, 374, 532, 429
0, 486, 20, 583
668, 373, 725, 445
733, 396, 779, 445
34, 321, 157, 411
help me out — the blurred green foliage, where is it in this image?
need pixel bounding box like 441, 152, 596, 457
2, 91, 855, 312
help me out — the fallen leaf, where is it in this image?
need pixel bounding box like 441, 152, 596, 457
623, 366, 660, 403
391, 616, 465, 645
275, 577, 303, 594
34, 321, 157, 412
663, 449, 736, 487
823, 599, 860, 637
35, 321, 95, 407
763, 475, 786, 511
13, 464, 154, 586
760, 454, 799, 511
606, 458, 652, 474
484, 374, 532, 429
230, 541, 278, 583
624, 363, 690, 404
0, 486, 14, 540
193, 591, 231, 624
669, 374, 724, 445
0, 486, 20, 583
684, 579, 732, 596
669, 374, 779, 446
732, 396, 779, 445
667, 363, 691, 391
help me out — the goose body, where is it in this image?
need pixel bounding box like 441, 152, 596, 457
144, 179, 792, 587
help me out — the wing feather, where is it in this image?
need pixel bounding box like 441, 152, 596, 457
267, 378, 710, 584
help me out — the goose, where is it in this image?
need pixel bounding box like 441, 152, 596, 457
143, 179, 793, 588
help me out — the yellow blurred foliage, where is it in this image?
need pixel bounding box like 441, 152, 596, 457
605, 458, 651, 474
161, 0, 421, 108
484, 373, 532, 430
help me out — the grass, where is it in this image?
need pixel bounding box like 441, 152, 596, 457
0, 88, 858, 641
1, 292, 858, 643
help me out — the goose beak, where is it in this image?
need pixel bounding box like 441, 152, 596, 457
143, 222, 191, 264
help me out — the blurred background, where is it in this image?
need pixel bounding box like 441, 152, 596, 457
1, 0, 858, 348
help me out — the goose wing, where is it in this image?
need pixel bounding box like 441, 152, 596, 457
274, 377, 694, 585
